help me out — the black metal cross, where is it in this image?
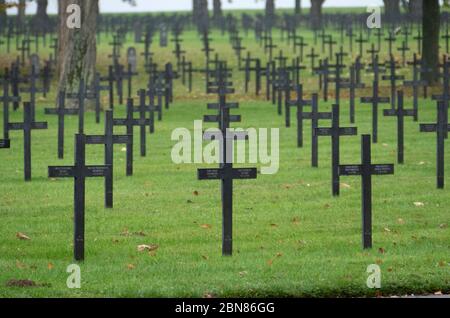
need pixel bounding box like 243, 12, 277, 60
293, 36, 308, 62
113, 98, 140, 177
8, 102, 48, 181
1, 79, 21, 141
44, 91, 79, 159
383, 90, 416, 164
198, 71, 257, 256
286, 84, 312, 147
130, 90, 155, 157
303, 94, 332, 167
397, 41, 410, 66
20, 66, 45, 120
315, 104, 358, 196
420, 102, 450, 189
382, 55, 404, 110
341, 65, 365, 124
413, 30, 423, 55
85, 110, 132, 208
404, 54, 428, 122
306, 47, 319, 71
360, 80, 390, 143
366, 43, 379, 64
355, 32, 368, 57
384, 31, 396, 56
339, 135, 394, 249
48, 134, 112, 261
66, 79, 87, 134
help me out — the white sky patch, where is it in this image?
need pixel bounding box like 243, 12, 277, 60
7, 0, 385, 15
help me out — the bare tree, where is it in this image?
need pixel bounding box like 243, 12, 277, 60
57, 0, 135, 107
295, 0, 301, 14
213, 0, 222, 20
57, 0, 99, 107
0, 0, 7, 30
310, 0, 325, 30
422, 0, 440, 84
265, 0, 275, 19
17, 0, 26, 29
32, 0, 52, 34
383, 0, 401, 24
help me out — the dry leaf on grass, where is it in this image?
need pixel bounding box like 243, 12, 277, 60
200, 224, 212, 229
341, 183, 351, 189
6, 279, 37, 288
137, 244, 159, 252
16, 261, 26, 269
16, 232, 30, 240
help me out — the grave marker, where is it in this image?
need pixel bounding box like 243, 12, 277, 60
339, 135, 394, 249
315, 104, 357, 196
383, 90, 416, 164
360, 81, 390, 143
8, 102, 48, 181
48, 134, 112, 261
85, 110, 132, 208
420, 102, 450, 189
44, 91, 79, 159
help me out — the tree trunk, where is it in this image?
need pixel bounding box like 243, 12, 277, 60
422, 0, 440, 84
0, 0, 7, 31
192, 0, 199, 22
213, 0, 222, 20
265, 0, 275, 19
265, 0, 275, 28
197, 0, 208, 32
310, 0, 324, 30
295, 0, 301, 14
409, 0, 422, 21
383, 0, 401, 24
57, 0, 98, 108
17, 0, 26, 30
33, 0, 52, 34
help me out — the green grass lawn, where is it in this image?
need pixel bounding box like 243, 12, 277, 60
0, 24, 449, 298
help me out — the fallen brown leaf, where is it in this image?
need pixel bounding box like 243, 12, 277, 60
200, 224, 212, 229
137, 244, 159, 252
341, 183, 351, 189
6, 279, 37, 288
16, 232, 30, 240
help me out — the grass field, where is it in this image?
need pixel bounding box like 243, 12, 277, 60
0, 22, 449, 298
